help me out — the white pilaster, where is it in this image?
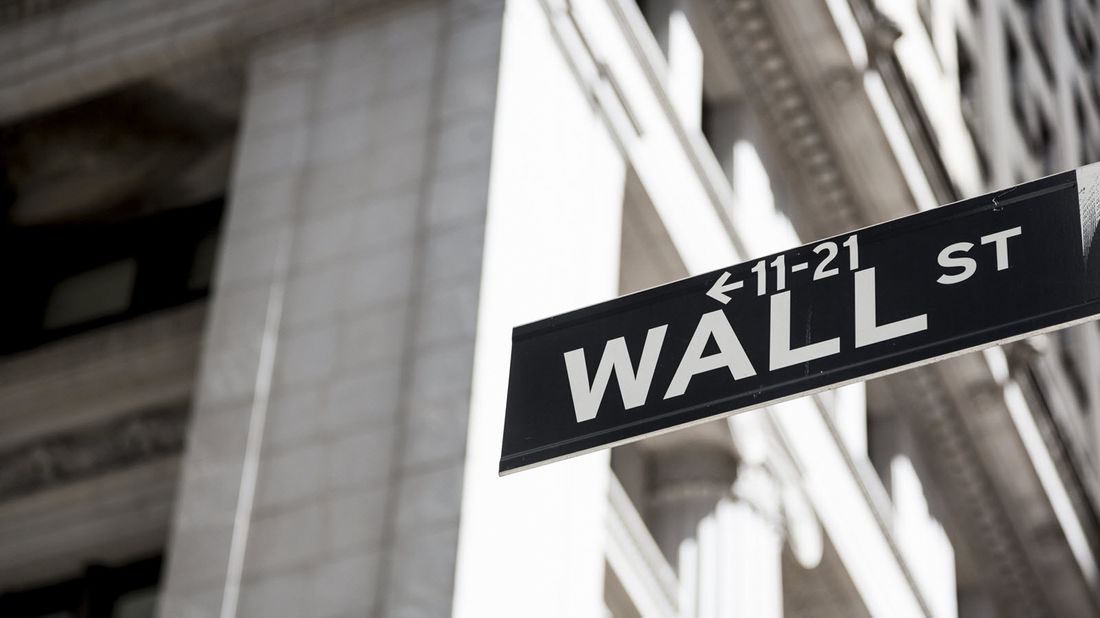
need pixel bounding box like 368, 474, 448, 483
667, 7, 704, 130
451, 0, 625, 615
719, 466, 783, 618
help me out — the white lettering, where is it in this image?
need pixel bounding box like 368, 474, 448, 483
665, 310, 756, 399
936, 242, 976, 284
564, 325, 668, 422
980, 226, 1022, 270
769, 291, 840, 370
855, 268, 928, 348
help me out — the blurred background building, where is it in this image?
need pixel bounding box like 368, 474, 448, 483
0, 0, 1099, 616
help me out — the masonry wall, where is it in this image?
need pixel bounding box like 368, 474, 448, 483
158, 2, 505, 616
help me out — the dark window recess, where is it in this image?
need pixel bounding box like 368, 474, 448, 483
634, 0, 670, 59
1060, 332, 1091, 411
1006, 25, 1028, 133
958, 34, 978, 123
1019, 0, 1054, 83
866, 409, 898, 497
701, 96, 720, 160
973, 133, 992, 184
1076, 88, 1090, 165
1028, 110, 1056, 173
958, 35, 990, 184
1068, 4, 1097, 66
0, 199, 223, 355
0, 556, 161, 618
1093, 80, 1100, 128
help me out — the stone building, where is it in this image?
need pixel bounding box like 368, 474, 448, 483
0, 0, 1098, 616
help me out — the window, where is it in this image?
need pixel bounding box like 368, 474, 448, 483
1019, 0, 1054, 83
958, 34, 979, 122
973, 134, 992, 184
1029, 110, 1056, 172
42, 259, 137, 330
1006, 24, 1027, 133
1075, 88, 1090, 165
0, 557, 161, 618
1059, 331, 1090, 411
957, 35, 990, 184
0, 199, 223, 355
1093, 80, 1100, 129
634, 0, 670, 59
1067, 4, 1097, 67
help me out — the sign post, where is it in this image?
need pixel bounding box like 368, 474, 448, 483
500, 164, 1100, 475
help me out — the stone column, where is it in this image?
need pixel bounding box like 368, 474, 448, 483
648, 445, 783, 618
718, 465, 783, 618
158, 2, 505, 617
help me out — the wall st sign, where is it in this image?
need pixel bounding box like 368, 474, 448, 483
500, 165, 1100, 474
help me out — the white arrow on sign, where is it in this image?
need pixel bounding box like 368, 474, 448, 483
706, 271, 743, 304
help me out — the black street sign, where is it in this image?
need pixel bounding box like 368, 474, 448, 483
500, 165, 1100, 475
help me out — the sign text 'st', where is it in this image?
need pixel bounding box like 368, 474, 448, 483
499, 164, 1100, 475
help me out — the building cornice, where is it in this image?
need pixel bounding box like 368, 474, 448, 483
709, 0, 865, 240
887, 365, 1052, 616
0, 0, 411, 124
706, 0, 1098, 615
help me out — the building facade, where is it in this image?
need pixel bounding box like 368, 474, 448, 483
0, 0, 1098, 617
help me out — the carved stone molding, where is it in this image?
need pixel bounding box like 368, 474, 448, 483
704, 0, 1100, 613
0, 402, 189, 502
708, 0, 866, 240
887, 366, 1050, 617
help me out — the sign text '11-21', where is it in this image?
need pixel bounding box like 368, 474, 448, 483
500, 165, 1100, 474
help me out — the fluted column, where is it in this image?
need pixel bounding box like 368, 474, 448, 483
716, 465, 783, 618
647, 443, 783, 617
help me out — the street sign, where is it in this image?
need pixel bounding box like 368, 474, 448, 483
500, 164, 1100, 475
